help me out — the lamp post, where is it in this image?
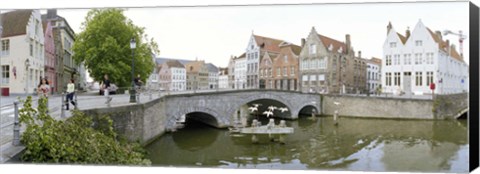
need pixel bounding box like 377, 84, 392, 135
129, 38, 136, 103
25, 59, 30, 95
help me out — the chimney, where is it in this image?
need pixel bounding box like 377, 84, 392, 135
405, 27, 411, 39
446, 39, 450, 53
47, 9, 57, 19
435, 30, 442, 40
301, 38, 306, 47
358, 51, 362, 58
345, 34, 351, 53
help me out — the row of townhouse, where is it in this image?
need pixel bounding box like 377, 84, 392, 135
154, 57, 220, 91
0, 9, 86, 96
225, 28, 379, 94
382, 20, 469, 95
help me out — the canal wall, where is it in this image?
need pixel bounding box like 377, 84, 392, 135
82, 97, 168, 145
322, 93, 468, 120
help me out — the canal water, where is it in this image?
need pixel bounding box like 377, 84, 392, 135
146, 116, 469, 173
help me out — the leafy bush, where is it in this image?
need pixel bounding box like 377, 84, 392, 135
19, 96, 151, 165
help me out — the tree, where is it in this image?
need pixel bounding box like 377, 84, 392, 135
73, 8, 159, 88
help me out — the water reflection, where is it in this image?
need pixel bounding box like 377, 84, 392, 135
146, 116, 468, 173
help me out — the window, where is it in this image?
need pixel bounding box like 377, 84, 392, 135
30, 41, 33, 57
394, 72, 401, 86
415, 40, 423, 46
426, 72, 433, 86
426, 53, 434, 64
1, 65, 9, 84
1, 39, 10, 56
386, 72, 392, 86
385, 55, 392, 66
415, 72, 423, 86
255, 52, 258, 59
390, 42, 397, 48
319, 58, 326, 69
277, 68, 281, 76
290, 66, 295, 76
284, 55, 288, 62
283, 67, 287, 76
309, 44, 316, 55
415, 53, 422, 65
404, 54, 411, 65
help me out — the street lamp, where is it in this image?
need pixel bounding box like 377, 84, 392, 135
129, 38, 136, 103
25, 59, 30, 95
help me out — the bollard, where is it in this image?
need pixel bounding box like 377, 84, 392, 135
13, 101, 20, 146
74, 91, 78, 109
61, 92, 66, 118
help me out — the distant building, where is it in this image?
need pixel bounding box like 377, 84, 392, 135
206, 63, 219, 89
219, 67, 229, 89
382, 20, 469, 95
1, 10, 45, 95
366, 57, 382, 94
245, 34, 283, 89
299, 27, 358, 94
234, 53, 246, 89
158, 60, 186, 91
185, 60, 209, 90
227, 56, 235, 89
353, 51, 368, 94
42, 17, 56, 92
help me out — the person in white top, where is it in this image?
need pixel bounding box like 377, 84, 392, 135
66, 79, 76, 110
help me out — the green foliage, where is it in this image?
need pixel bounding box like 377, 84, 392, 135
18, 96, 151, 165
73, 8, 158, 87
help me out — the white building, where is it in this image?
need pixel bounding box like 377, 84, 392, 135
159, 60, 186, 91
366, 57, 382, 93
218, 68, 229, 89
382, 20, 468, 95
234, 54, 246, 89
245, 34, 283, 89
1, 10, 45, 95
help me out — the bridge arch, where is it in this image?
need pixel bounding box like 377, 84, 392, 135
167, 107, 228, 130
227, 92, 297, 121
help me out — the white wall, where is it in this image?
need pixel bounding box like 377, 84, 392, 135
171, 67, 186, 91
234, 57, 246, 89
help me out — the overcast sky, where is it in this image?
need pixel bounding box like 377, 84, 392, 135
45, 1, 470, 69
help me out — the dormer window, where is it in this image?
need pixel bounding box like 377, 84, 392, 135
415, 40, 423, 46
328, 44, 333, 51
390, 42, 397, 48
284, 55, 288, 62
309, 44, 316, 55
338, 47, 343, 53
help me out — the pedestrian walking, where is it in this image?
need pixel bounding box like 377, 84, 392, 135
103, 74, 112, 104
37, 77, 50, 110
65, 79, 76, 110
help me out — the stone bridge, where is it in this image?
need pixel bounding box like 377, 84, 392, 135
163, 89, 321, 130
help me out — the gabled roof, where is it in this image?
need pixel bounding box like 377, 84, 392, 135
206, 63, 219, 72
253, 35, 284, 53
1, 10, 33, 38
370, 57, 382, 64
396, 33, 407, 44
279, 41, 302, 55
426, 28, 463, 62
165, 60, 185, 68
185, 61, 206, 73
317, 34, 347, 53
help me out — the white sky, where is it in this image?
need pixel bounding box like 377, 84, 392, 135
26, 1, 469, 69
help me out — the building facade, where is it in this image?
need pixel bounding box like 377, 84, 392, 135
43, 19, 56, 92
206, 63, 219, 89
366, 57, 382, 94
227, 56, 235, 89
158, 60, 186, 91
382, 20, 468, 95
219, 67, 229, 89
352, 52, 368, 94
234, 53, 246, 89
299, 27, 356, 94
185, 60, 209, 90
45, 10, 80, 93
260, 42, 301, 91
1, 10, 45, 95
245, 34, 283, 89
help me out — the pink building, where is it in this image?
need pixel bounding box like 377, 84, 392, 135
43, 19, 56, 92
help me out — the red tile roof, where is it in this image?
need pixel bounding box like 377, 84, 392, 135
317, 34, 347, 53
253, 35, 283, 53
1, 10, 33, 38
426, 28, 463, 62
397, 33, 407, 44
